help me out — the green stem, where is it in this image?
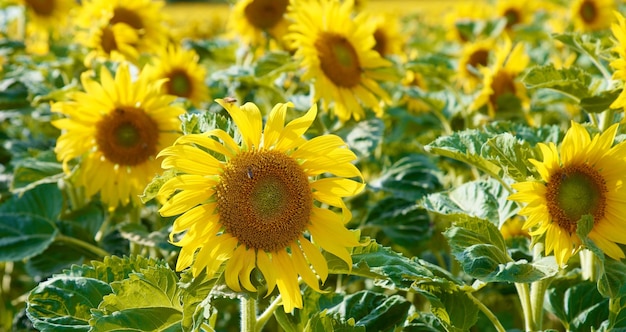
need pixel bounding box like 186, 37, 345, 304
256, 294, 282, 331
240, 295, 257, 332
129, 205, 142, 256
599, 108, 615, 132
580, 249, 597, 281
529, 278, 551, 330
468, 293, 506, 332
515, 282, 533, 331
55, 234, 110, 258
608, 297, 621, 329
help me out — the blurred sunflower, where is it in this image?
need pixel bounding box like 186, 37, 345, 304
470, 37, 531, 123
570, 0, 615, 32
143, 45, 209, 107
495, 0, 534, 32
158, 99, 365, 312
500, 216, 530, 241
369, 12, 404, 58
610, 11, 626, 110
17, 0, 76, 33
443, 2, 492, 43
509, 122, 626, 266
455, 38, 495, 93
52, 63, 185, 208
76, 0, 169, 63
401, 69, 430, 113
229, 0, 290, 48
286, 0, 391, 121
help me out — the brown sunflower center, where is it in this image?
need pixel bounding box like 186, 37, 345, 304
166, 69, 192, 98
373, 29, 387, 56
315, 32, 362, 88
503, 8, 521, 29
579, 0, 598, 24
489, 70, 516, 108
95, 107, 160, 166
110, 7, 144, 30
244, 0, 288, 30
216, 150, 312, 252
25, 0, 55, 16
101, 26, 118, 54
545, 164, 607, 233
467, 49, 489, 73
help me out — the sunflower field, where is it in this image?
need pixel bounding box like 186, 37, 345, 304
3, 0, 626, 331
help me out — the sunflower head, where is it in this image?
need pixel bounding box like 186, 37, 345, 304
158, 99, 365, 312
230, 0, 290, 48
19, 0, 76, 32
571, 0, 615, 32
509, 122, 626, 266
456, 38, 495, 92
286, 0, 391, 121
52, 63, 185, 207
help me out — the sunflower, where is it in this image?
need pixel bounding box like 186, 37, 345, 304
509, 122, 626, 266
570, 0, 615, 32
495, 0, 534, 32
286, 0, 391, 122
455, 38, 495, 93
369, 12, 404, 59
470, 37, 531, 123
17, 0, 76, 33
610, 11, 626, 110
75, 0, 169, 63
229, 0, 290, 48
143, 45, 209, 107
157, 99, 365, 312
443, 2, 492, 43
52, 63, 185, 208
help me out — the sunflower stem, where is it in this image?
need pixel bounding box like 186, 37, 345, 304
468, 292, 506, 332
599, 108, 616, 132
129, 205, 142, 256
514, 282, 533, 331
580, 249, 598, 281
256, 294, 282, 331
529, 278, 550, 331
55, 234, 110, 258
240, 295, 257, 332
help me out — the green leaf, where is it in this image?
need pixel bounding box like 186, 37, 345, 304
580, 89, 623, 113
253, 51, 297, 77
425, 129, 502, 177
545, 275, 609, 331
27, 256, 170, 332
482, 133, 537, 182
10, 159, 64, 194
0, 213, 58, 261
365, 197, 432, 248
304, 311, 365, 332
522, 64, 592, 99
415, 288, 479, 332
421, 179, 516, 228
27, 276, 113, 332
91, 264, 182, 331
0, 182, 63, 221
336, 118, 385, 158
369, 154, 442, 201
326, 291, 411, 331
484, 121, 562, 146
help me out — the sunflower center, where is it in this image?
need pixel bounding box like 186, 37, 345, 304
166, 70, 192, 98
489, 70, 516, 108
25, 0, 55, 16
110, 7, 144, 30
373, 29, 387, 56
503, 8, 521, 28
545, 164, 607, 233
100, 26, 118, 54
217, 150, 312, 252
468, 49, 489, 72
244, 0, 288, 30
579, 0, 598, 23
95, 107, 159, 166
315, 32, 362, 88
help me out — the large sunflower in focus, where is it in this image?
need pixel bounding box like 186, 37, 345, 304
76, 0, 169, 63
158, 99, 365, 312
286, 0, 391, 121
570, 0, 615, 32
52, 64, 185, 208
143, 45, 209, 107
509, 122, 626, 266
229, 0, 290, 48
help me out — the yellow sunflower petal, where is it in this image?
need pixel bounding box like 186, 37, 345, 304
216, 99, 262, 150
273, 250, 303, 312
299, 236, 329, 282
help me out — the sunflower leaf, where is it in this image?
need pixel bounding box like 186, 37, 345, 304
368, 154, 442, 201
522, 64, 592, 99
482, 133, 537, 182
545, 275, 609, 331
364, 197, 432, 248
325, 291, 411, 331
425, 129, 502, 177
26, 256, 167, 331
0, 213, 58, 261
414, 287, 479, 332
303, 310, 365, 332
580, 89, 623, 113
90, 264, 183, 331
